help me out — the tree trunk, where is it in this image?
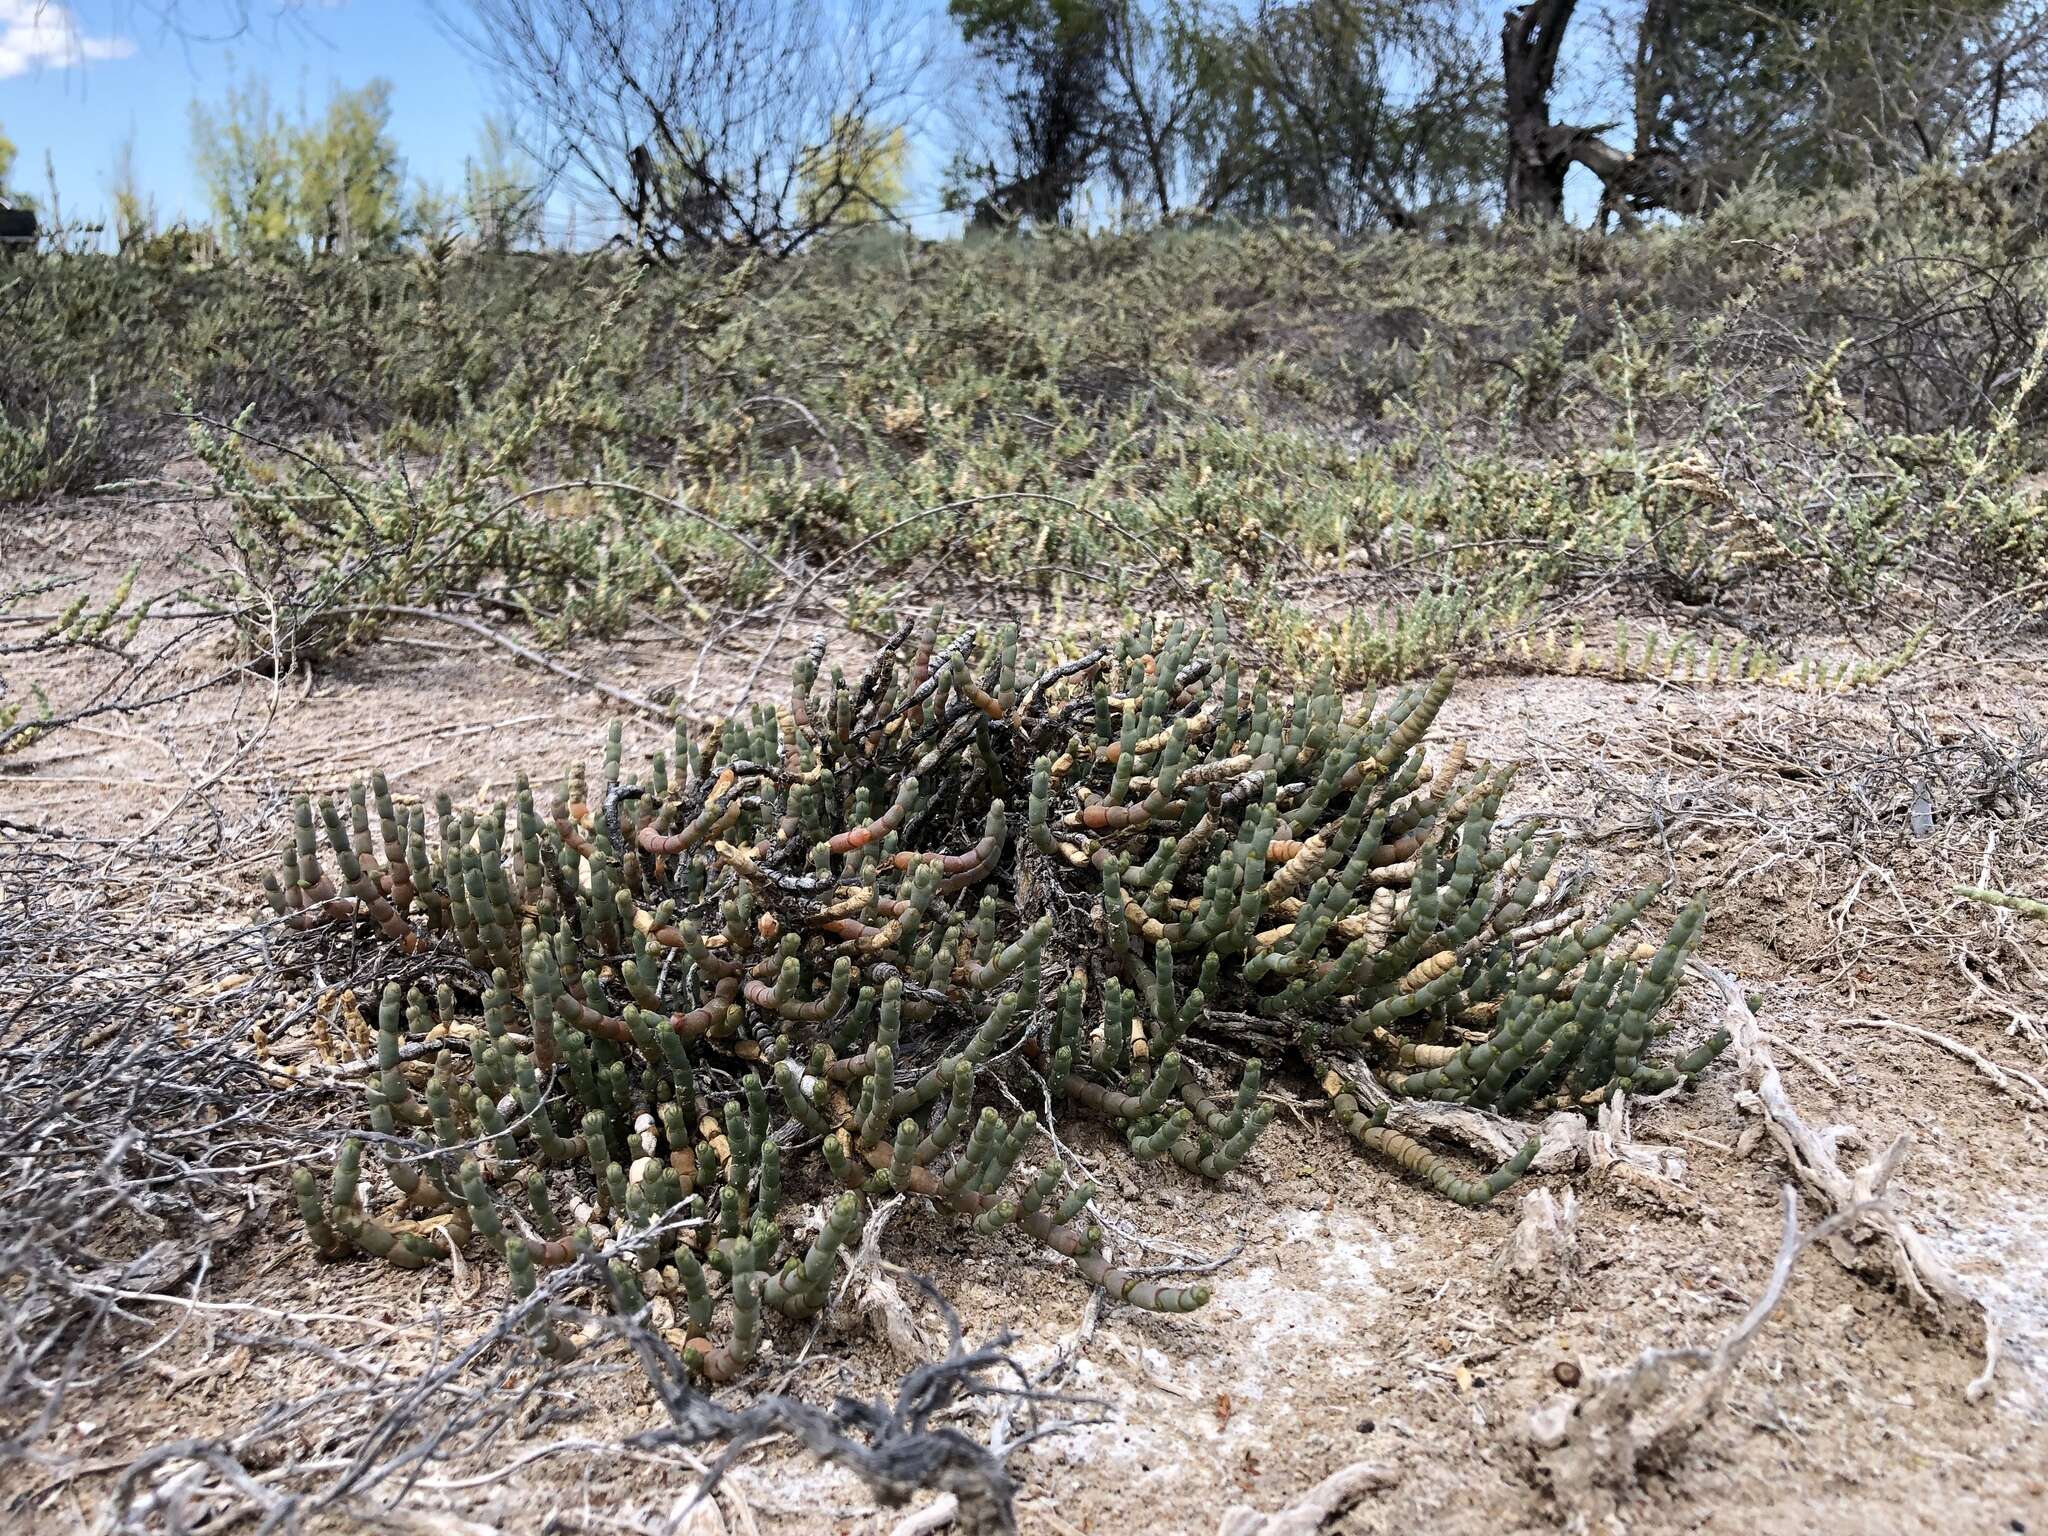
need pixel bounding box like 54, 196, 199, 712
1502, 0, 1577, 219
1504, 0, 1722, 226
1558, 132, 1722, 219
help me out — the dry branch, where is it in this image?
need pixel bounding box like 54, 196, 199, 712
1530, 1186, 1874, 1512
1216, 1460, 1400, 1536
1693, 961, 2000, 1399
1849, 1015, 2048, 1112
1495, 1186, 1579, 1307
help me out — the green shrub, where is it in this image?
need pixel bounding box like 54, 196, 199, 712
278, 608, 1723, 1374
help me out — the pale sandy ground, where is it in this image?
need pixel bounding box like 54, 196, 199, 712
3, 489, 2044, 1535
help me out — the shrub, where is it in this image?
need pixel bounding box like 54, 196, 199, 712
278, 608, 1723, 1377
0, 381, 111, 503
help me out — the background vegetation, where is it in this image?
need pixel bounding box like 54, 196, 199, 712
6, 4, 2047, 706
9, 164, 2047, 701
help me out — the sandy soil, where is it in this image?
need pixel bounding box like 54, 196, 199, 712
3, 489, 2045, 1536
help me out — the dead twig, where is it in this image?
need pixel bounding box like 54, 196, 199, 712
1529, 1186, 1874, 1512
1847, 1014, 2048, 1111
1693, 960, 2000, 1399
1215, 1460, 1400, 1536
642, 1279, 1093, 1536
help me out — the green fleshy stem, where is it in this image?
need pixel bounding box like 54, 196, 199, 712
1330, 1093, 1537, 1207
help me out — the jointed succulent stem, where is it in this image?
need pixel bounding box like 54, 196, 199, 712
279, 606, 1721, 1380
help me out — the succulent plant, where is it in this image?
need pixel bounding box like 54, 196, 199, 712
276, 606, 1723, 1378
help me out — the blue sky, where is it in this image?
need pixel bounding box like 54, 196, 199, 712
1, 2, 512, 228
0, 0, 969, 239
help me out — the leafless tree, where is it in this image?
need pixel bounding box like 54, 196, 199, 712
439, 0, 932, 259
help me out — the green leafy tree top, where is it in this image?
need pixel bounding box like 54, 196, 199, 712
463, 115, 542, 252
191, 76, 405, 255
191, 79, 297, 252
291, 80, 405, 255
109, 135, 154, 249
1, 119, 36, 213
798, 113, 909, 230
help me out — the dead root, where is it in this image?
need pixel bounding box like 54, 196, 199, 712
1586, 1095, 1701, 1213
840, 1196, 941, 1365
1368, 1090, 1588, 1172
1215, 1460, 1400, 1536
643, 1279, 1052, 1536
1527, 1186, 1868, 1515
1495, 1187, 1580, 1308
1693, 961, 2001, 1400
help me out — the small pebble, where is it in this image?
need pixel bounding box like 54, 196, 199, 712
1553, 1360, 1583, 1388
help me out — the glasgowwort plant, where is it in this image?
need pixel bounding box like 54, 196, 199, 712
275, 606, 1724, 1379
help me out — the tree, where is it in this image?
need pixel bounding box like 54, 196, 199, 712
463, 115, 543, 251
1095, 0, 1203, 218
190, 78, 296, 250
191, 76, 406, 255
0, 122, 22, 208
409, 179, 464, 249
108, 134, 154, 249
1504, 0, 2048, 225
946, 0, 1113, 227
1626, 0, 2037, 190
1184, 0, 1499, 232
1503, 0, 1737, 221
798, 114, 909, 229
946, 0, 1497, 231
1500, 0, 1577, 219
439, 0, 929, 260
946, 0, 1203, 227
290, 80, 406, 255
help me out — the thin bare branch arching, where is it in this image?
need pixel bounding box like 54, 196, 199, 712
440, 0, 932, 259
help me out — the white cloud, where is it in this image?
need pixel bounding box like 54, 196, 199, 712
0, 1, 137, 80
